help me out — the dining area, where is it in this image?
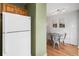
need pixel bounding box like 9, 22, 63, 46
47, 18, 78, 55
47, 32, 67, 49
47, 32, 78, 56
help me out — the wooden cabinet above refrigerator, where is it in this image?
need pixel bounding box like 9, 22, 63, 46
1, 4, 28, 16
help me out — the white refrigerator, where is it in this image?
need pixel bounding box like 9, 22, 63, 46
2, 12, 31, 56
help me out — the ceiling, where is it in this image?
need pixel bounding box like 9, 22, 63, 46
47, 3, 79, 16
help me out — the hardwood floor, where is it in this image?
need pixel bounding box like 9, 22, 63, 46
47, 40, 78, 56
78, 48, 79, 55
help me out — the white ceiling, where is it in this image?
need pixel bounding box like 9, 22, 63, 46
47, 3, 79, 16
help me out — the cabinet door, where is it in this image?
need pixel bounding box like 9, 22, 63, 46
3, 12, 31, 32
3, 4, 28, 16
3, 4, 15, 13
3, 31, 31, 56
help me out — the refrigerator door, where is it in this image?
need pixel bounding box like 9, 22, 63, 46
3, 12, 31, 33
3, 31, 31, 56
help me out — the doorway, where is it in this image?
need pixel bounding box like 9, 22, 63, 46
47, 3, 79, 56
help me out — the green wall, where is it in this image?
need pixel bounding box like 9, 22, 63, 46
36, 3, 47, 56
25, 3, 36, 56
25, 3, 47, 56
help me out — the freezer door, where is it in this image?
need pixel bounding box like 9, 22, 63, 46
3, 31, 31, 56
3, 12, 31, 32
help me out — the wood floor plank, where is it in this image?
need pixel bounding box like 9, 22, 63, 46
47, 40, 78, 56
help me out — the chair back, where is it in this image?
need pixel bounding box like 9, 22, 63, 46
51, 33, 60, 42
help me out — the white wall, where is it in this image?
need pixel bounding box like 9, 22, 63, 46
47, 11, 78, 45
77, 10, 79, 46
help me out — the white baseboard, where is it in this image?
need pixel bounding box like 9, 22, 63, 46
78, 46, 79, 48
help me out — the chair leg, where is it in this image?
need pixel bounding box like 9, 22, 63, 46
57, 43, 60, 49
63, 41, 65, 45
53, 43, 55, 48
